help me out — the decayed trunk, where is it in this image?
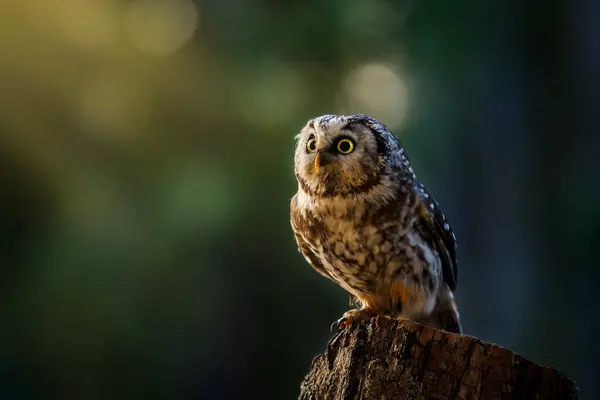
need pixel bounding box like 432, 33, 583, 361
299, 317, 578, 400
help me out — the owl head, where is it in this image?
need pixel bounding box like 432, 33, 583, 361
294, 114, 413, 198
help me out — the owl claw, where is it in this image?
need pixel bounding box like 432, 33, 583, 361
330, 315, 352, 332
330, 308, 378, 332
330, 318, 343, 332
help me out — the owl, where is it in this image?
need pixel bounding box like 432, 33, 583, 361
290, 114, 461, 333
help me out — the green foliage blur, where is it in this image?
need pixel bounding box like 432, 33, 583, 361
0, 0, 598, 398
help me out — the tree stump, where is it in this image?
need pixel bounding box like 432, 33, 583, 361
299, 316, 578, 400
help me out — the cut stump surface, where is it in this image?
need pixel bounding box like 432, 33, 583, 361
299, 317, 578, 400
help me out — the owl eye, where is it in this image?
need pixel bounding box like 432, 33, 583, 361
306, 137, 317, 153
336, 138, 354, 154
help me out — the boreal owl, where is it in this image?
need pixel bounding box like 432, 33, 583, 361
290, 114, 461, 333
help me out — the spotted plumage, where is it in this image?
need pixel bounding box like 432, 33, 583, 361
290, 114, 461, 333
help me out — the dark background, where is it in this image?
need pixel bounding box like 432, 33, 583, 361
0, 0, 598, 398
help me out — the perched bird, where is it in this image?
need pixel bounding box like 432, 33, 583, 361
290, 114, 461, 333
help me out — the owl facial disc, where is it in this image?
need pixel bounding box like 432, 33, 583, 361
294, 114, 398, 197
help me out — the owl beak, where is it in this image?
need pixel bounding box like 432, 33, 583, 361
314, 153, 321, 173
314, 151, 333, 173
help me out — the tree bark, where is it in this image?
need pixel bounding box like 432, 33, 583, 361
299, 317, 578, 400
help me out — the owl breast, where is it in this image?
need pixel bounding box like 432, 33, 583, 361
292, 190, 443, 316
312, 215, 388, 295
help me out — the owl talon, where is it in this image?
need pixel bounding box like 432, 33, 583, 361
331, 308, 377, 332
330, 316, 352, 332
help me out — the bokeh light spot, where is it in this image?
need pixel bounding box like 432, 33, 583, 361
125, 0, 199, 56
340, 62, 410, 128
55, 0, 120, 51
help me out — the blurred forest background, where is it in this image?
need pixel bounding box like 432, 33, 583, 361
0, 0, 598, 399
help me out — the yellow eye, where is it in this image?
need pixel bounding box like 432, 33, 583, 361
306, 137, 317, 153
336, 138, 354, 154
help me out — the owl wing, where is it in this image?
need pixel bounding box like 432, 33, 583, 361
415, 183, 458, 291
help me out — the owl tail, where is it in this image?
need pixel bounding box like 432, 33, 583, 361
431, 307, 462, 334
425, 286, 462, 334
